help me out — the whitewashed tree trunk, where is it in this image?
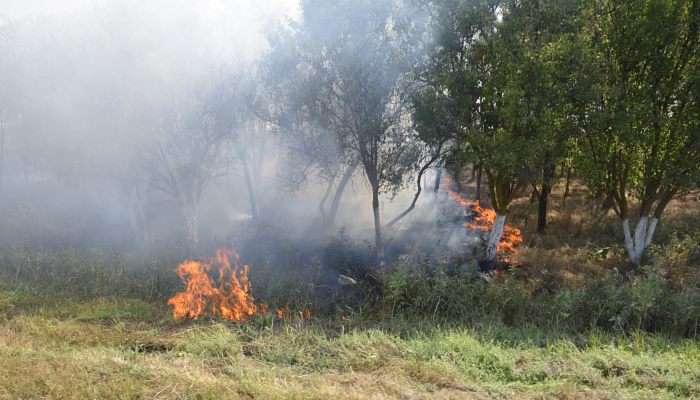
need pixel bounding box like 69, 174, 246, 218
644, 217, 659, 248
183, 204, 199, 255
485, 213, 506, 261
622, 219, 636, 263
622, 216, 658, 266
633, 216, 648, 261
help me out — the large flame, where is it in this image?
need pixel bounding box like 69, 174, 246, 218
440, 176, 522, 262
167, 248, 262, 320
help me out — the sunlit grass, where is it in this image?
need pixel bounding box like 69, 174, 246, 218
0, 293, 697, 399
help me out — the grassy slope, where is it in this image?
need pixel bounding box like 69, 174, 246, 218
0, 294, 698, 399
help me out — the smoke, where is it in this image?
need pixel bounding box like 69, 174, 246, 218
0, 0, 468, 267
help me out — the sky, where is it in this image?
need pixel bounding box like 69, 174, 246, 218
0, 0, 303, 87
0, 0, 298, 18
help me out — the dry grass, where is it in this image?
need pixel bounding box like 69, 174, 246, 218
0, 294, 698, 399
489, 179, 700, 287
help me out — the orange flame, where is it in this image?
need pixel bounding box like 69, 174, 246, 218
167, 248, 263, 321
440, 176, 522, 262
276, 304, 291, 320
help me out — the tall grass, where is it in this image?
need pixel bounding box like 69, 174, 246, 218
381, 260, 699, 337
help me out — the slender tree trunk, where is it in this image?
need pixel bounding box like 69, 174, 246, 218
323, 164, 356, 230
386, 145, 443, 228
433, 168, 442, 194
475, 165, 482, 203
183, 203, 199, 255
537, 162, 555, 233
485, 213, 506, 261
644, 217, 658, 248
128, 187, 149, 245
537, 184, 550, 233
601, 192, 615, 215
318, 177, 335, 221
240, 154, 258, 221
371, 185, 384, 264
562, 167, 571, 207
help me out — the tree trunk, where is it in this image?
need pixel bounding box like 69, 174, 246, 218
537, 162, 555, 233
537, 185, 550, 233
183, 203, 199, 255
128, 187, 149, 245
562, 167, 571, 207
323, 164, 356, 230
318, 177, 335, 221
372, 185, 384, 264
386, 144, 443, 228
485, 213, 506, 261
433, 168, 442, 193
601, 192, 615, 215
622, 218, 636, 263
644, 217, 658, 248
241, 154, 258, 221
475, 165, 482, 204
622, 216, 657, 266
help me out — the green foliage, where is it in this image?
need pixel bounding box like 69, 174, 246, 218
576, 0, 700, 219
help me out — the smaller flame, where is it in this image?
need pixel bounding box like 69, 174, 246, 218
273, 304, 311, 321
276, 305, 290, 320
440, 176, 522, 262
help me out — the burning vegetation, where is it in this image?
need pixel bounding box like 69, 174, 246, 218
440, 177, 523, 263
167, 247, 313, 321
167, 248, 264, 321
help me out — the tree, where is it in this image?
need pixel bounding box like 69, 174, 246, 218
281, 0, 427, 262
384, 85, 454, 228
260, 20, 358, 231
495, 0, 585, 233
144, 89, 232, 253
208, 69, 268, 222
578, 0, 700, 266
430, 0, 530, 261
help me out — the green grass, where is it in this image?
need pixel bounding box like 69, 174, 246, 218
0, 291, 698, 399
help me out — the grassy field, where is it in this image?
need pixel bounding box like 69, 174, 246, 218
0, 185, 698, 399
0, 291, 698, 399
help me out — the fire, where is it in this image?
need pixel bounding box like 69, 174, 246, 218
273, 304, 311, 321
167, 248, 263, 320
440, 176, 522, 261
276, 305, 290, 320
